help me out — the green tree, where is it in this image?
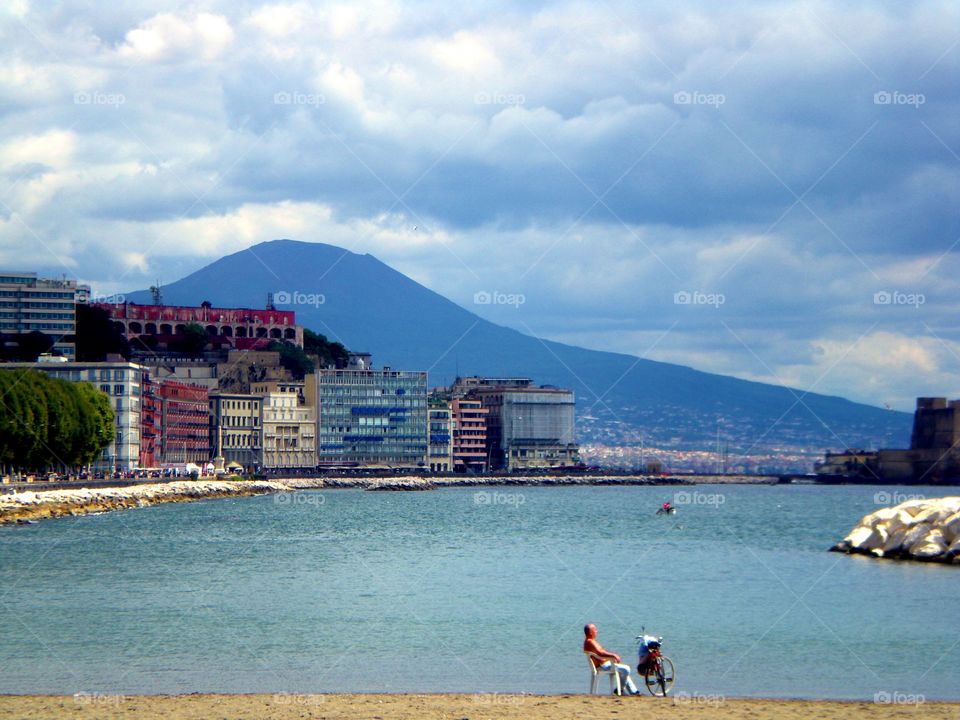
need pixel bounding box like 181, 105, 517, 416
171, 323, 209, 358
0, 370, 114, 472
303, 328, 349, 368
0, 331, 56, 361
75, 304, 130, 361
268, 340, 314, 380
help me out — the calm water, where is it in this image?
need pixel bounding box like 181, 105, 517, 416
0, 484, 957, 699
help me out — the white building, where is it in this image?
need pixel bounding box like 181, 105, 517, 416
261, 391, 316, 469
6, 359, 143, 471
0, 272, 90, 359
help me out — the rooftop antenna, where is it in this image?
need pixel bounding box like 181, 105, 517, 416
149, 282, 163, 306
267, 292, 275, 310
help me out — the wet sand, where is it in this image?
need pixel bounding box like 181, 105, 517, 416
0, 694, 952, 720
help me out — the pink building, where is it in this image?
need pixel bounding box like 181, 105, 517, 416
94, 301, 303, 348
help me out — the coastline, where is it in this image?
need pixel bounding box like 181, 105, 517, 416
0, 474, 778, 525
0, 480, 290, 525
0, 694, 955, 720
278, 473, 780, 490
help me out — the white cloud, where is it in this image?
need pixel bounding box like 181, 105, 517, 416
0, 0, 958, 411
119, 11, 233, 62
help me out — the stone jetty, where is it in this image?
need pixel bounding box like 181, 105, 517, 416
830, 496, 960, 563
0, 480, 291, 525
278, 474, 709, 491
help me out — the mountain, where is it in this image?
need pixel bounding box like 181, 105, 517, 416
124, 240, 911, 470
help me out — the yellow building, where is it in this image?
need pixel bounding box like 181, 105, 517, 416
209, 393, 262, 472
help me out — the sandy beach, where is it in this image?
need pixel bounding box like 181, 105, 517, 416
0, 694, 952, 719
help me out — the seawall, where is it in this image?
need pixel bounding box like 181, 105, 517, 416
0, 480, 291, 525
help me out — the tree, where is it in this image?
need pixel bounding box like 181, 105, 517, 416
303, 328, 349, 368
75, 303, 130, 361
268, 340, 314, 380
171, 323, 208, 358
0, 370, 114, 471
0, 331, 56, 361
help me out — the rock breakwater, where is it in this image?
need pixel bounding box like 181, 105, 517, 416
0, 480, 291, 525
830, 496, 960, 563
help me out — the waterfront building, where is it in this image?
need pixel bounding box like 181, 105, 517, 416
261, 390, 316, 469
451, 397, 488, 473
138, 357, 220, 390
428, 397, 454, 472
158, 380, 209, 464
140, 372, 159, 467
317, 353, 427, 468
209, 393, 263, 471
0, 272, 90, 358
93, 301, 303, 349
5, 359, 143, 470
455, 377, 579, 471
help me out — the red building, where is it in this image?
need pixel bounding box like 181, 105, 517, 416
140, 371, 159, 467
159, 380, 210, 464
93, 301, 303, 349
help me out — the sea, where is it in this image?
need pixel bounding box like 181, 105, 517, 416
0, 484, 957, 700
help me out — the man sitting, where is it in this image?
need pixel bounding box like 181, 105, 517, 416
583, 623, 639, 695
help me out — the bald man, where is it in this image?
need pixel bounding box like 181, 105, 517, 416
583, 623, 640, 695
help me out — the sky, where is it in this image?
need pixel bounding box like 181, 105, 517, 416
0, 0, 958, 410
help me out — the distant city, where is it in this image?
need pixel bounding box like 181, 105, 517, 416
0, 271, 580, 477
3, 268, 944, 480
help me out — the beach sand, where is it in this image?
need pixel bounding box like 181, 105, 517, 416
0, 694, 952, 719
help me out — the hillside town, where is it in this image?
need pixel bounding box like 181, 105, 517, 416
0, 271, 580, 477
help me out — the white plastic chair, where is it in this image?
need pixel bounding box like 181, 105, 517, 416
585, 652, 622, 695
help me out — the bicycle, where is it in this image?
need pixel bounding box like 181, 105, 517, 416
636, 631, 675, 697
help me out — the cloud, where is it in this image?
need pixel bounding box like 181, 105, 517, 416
0, 0, 958, 409
118, 12, 234, 62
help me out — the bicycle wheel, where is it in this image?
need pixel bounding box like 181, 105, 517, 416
644, 656, 675, 696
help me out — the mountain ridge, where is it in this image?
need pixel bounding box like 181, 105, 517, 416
123, 239, 911, 469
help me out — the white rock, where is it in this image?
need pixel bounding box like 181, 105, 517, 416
942, 511, 960, 543
912, 506, 955, 525
901, 523, 930, 550
909, 528, 948, 559
881, 527, 909, 555
846, 525, 884, 551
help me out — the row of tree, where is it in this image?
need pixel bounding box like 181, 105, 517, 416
0, 370, 114, 472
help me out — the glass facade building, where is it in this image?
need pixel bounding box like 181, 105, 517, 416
317, 358, 427, 468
